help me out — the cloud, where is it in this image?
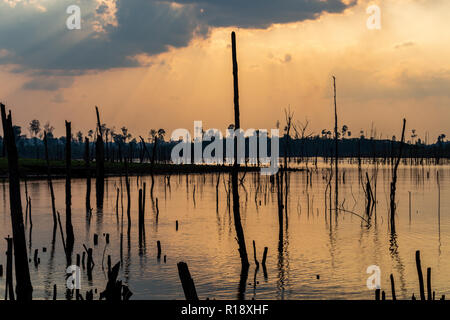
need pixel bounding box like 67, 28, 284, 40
333, 67, 450, 101
22, 76, 74, 91
52, 92, 67, 103
184, 0, 356, 28
0, 0, 355, 73
398, 70, 450, 99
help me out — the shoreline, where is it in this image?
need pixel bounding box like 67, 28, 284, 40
0, 158, 302, 180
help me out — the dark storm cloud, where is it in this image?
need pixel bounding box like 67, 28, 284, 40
0, 0, 354, 74
181, 0, 355, 28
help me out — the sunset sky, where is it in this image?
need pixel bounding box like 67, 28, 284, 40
0, 0, 449, 142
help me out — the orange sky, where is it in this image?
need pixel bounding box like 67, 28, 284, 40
1, 0, 450, 143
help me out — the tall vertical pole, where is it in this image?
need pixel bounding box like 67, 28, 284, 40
231, 31, 249, 270
65, 121, 74, 265
333, 76, 338, 215
0, 103, 33, 300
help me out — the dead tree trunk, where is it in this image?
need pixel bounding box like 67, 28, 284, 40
177, 262, 198, 301
95, 106, 105, 209
65, 121, 75, 265
84, 137, 91, 215
125, 159, 131, 233
230, 31, 249, 270
0, 103, 33, 300
5, 236, 14, 300
99, 261, 132, 300
416, 250, 425, 300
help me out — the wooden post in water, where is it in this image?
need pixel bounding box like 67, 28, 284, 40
76, 254, 80, 267
416, 250, 425, 300
375, 288, 380, 300
5, 236, 14, 300
177, 262, 199, 301
85, 247, 94, 281
252, 240, 259, 267
427, 267, 432, 301
262, 247, 268, 266
390, 274, 396, 300
65, 121, 75, 265
33, 249, 38, 267
142, 182, 146, 223
0, 104, 33, 300
157, 240, 161, 259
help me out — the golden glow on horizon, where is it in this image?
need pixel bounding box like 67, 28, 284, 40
1, 0, 450, 142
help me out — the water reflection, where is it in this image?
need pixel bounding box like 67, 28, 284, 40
0, 161, 448, 299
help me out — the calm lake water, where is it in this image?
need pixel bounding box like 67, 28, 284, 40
0, 160, 448, 300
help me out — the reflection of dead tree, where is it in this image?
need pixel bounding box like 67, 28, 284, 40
216, 173, 221, 213
390, 119, 406, 234
362, 172, 375, 222
43, 131, 57, 235
333, 76, 339, 218
333, 208, 370, 226
324, 170, 330, 219
324, 169, 333, 225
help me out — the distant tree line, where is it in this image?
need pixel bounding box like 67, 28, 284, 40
0, 119, 449, 164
